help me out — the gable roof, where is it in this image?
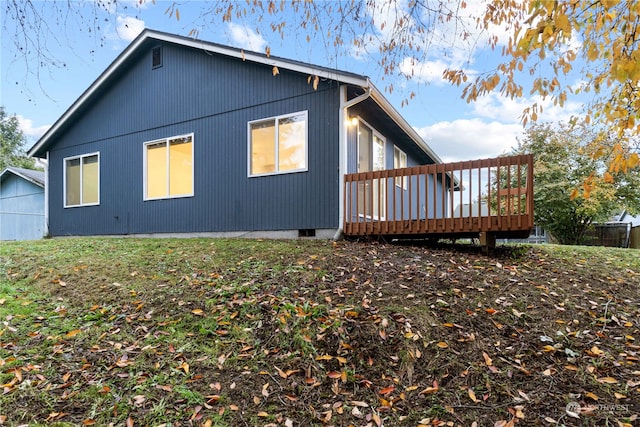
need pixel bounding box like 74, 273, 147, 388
28, 29, 442, 164
0, 166, 45, 188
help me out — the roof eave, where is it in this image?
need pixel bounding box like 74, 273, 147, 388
367, 82, 444, 165
27, 31, 152, 158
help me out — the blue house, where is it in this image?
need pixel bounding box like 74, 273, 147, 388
27, 29, 449, 238
0, 167, 46, 240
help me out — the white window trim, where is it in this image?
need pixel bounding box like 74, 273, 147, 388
63, 152, 100, 208
356, 117, 386, 172
143, 132, 195, 201
247, 110, 309, 177
356, 118, 387, 221
394, 145, 407, 189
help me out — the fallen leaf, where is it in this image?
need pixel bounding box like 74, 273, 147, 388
584, 391, 598, 401
372, 412, 382, 427
482, 352, 493, 366
597, 376, 618, 384
468, 388, 478, 402
379, 385, 395, 395
65, 329, 81, 338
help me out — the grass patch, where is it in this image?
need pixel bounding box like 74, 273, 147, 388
1, 238, 639, 426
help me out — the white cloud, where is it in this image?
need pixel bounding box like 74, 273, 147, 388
227, 23, 268, 52
16, 115, 50, 141
416, 119, 523, 163
399, 57, 477, 85
113, 15, 145, 41
470, 92, 584, 123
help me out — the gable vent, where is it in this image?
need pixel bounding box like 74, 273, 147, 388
152, 46, 163, 69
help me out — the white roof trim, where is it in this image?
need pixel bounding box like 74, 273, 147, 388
28, 29, 370, 157
368, 84, 444, 164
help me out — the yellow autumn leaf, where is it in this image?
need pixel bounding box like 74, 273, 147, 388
468, 388, 478, 402
436, 341, 449, 349
482, 352, 493, 366
597, 376, 618, 384
585, 391, 599, 400
65, 329, 81, 338
603, 172, 614, 183
555, 13, 571, 33
589, 346, 604, 356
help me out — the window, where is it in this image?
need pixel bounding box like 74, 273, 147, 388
394, 146, 407, 189
64, 153, 100, 207
144, 134, 194, 200
152, 46, 163, 69
357, 120, 386, 218
249, 111, 307, 176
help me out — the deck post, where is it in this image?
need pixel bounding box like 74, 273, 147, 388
479, 232, 496, 255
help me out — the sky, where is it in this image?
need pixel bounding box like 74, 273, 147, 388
1, 0, 587, 163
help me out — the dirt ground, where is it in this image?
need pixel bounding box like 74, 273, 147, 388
1, 239, 639, 426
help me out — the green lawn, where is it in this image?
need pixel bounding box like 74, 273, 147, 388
1, 238, 638, 426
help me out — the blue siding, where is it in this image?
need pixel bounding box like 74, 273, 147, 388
0, 175, 45, 240
345, 113, 448, 222
47, 43, 341, 235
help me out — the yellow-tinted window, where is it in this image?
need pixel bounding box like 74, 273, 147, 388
82, 156, 99, 204
145, 134, 193, 199
65, 158, 81, 206
250, 120, 276, 174
278, 115, 306, 171
169, 137, 193, 196
249, 112, 307, 176
146, 142, 167, 199
65, 154, 99, 207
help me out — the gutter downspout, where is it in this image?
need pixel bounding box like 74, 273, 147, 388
335, 84, 372, 240
44, 151, 49, 237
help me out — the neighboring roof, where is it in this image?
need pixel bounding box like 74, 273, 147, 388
27, 29, 443, 164
612, 210, 640, 227
0, 166, 45, 188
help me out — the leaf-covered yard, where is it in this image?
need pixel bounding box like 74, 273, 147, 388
1, 238, 639, 426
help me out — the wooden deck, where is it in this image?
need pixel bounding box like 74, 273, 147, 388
343, 154, 534, 244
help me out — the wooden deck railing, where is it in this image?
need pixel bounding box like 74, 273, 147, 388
343, 154, 534, 239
